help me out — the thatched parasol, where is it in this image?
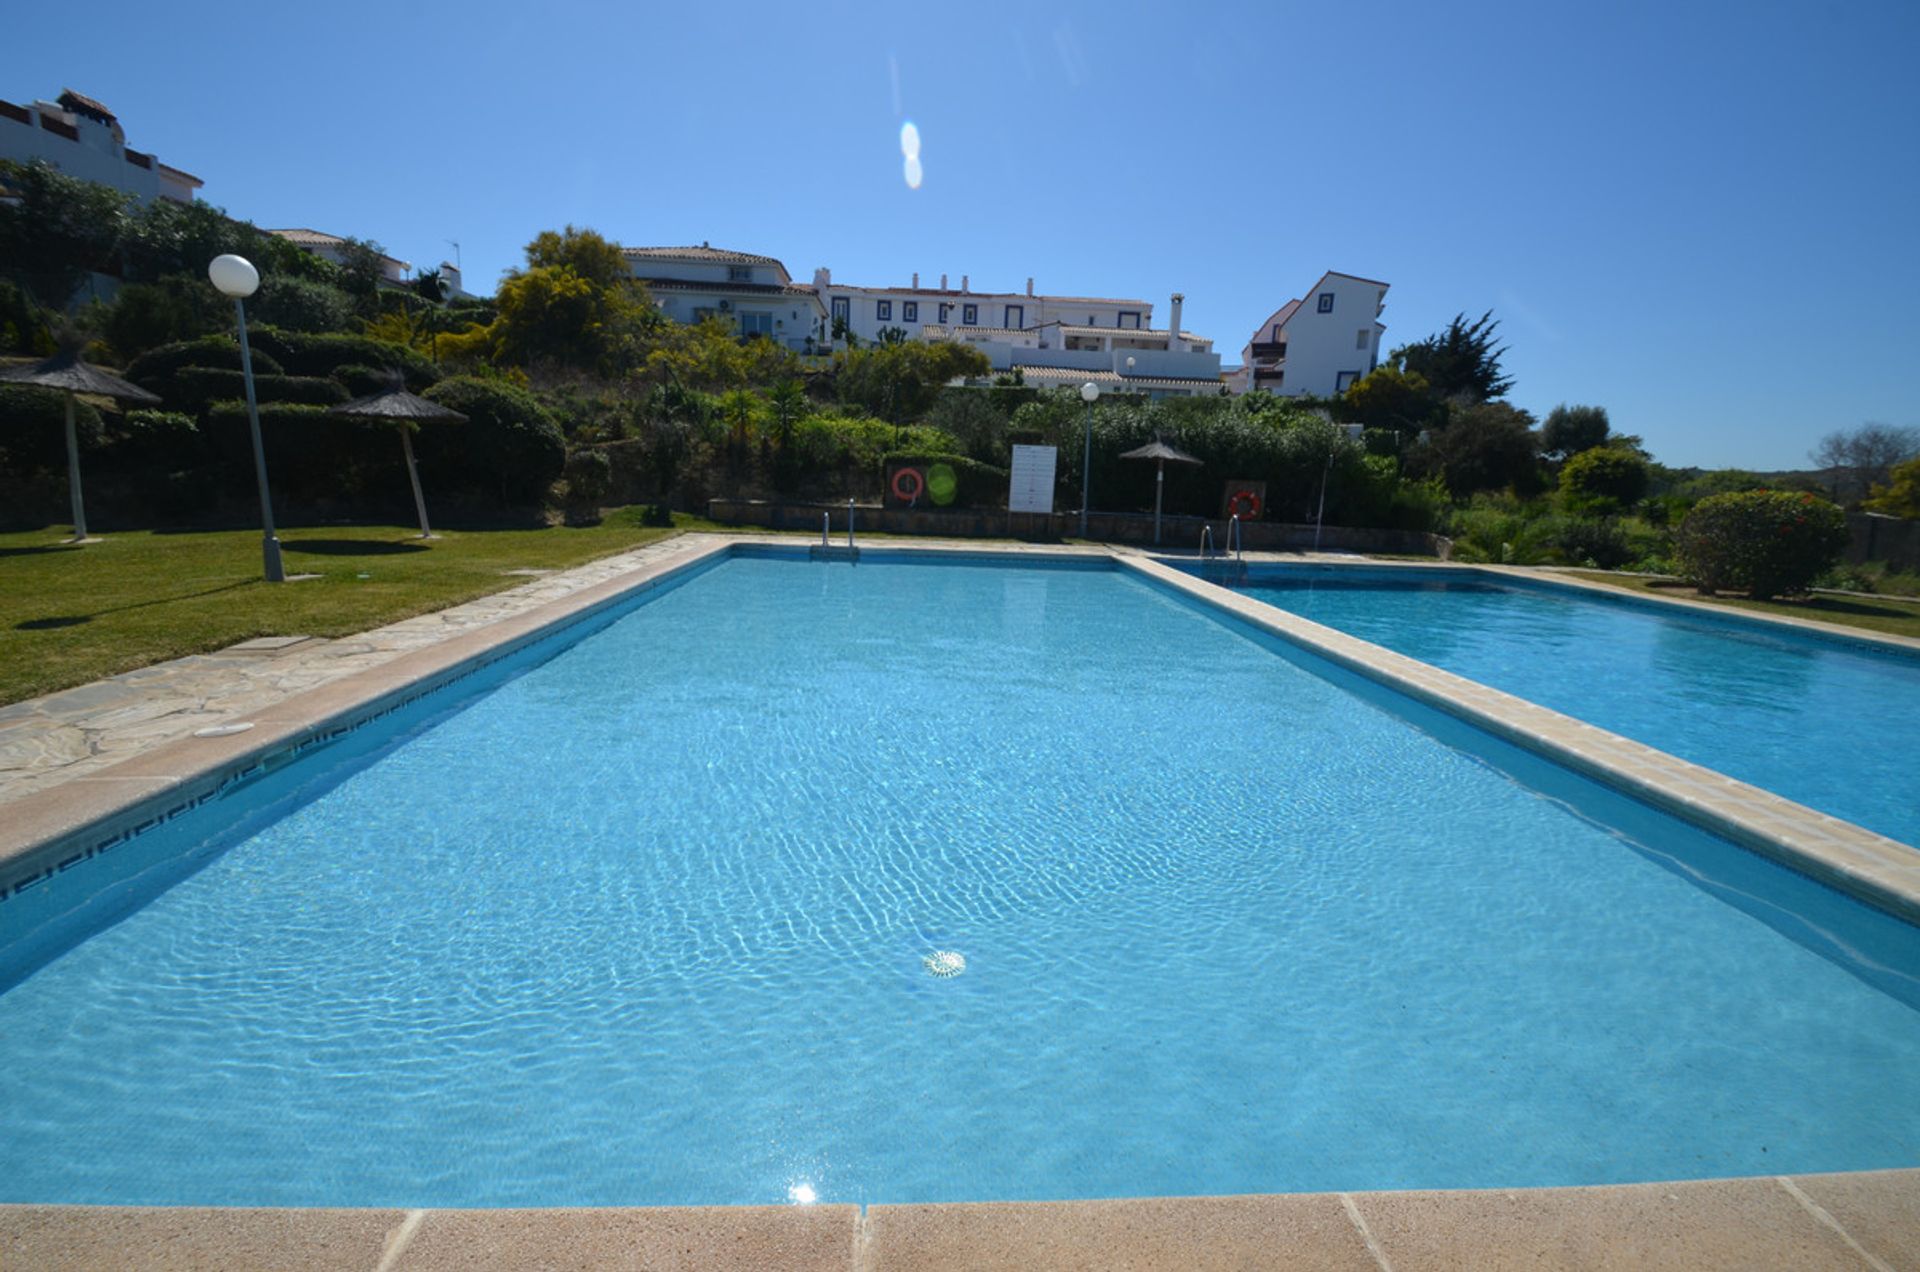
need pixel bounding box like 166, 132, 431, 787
328, 373, 466, 539
1118, 438, 1202, 545
0, 344, 161, 542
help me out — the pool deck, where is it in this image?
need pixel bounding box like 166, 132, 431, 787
4, 1170, 1918, 1269
4, 533, 1919, 1267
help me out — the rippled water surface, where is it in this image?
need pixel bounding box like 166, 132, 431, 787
1229, 569, 1920, 847
2, 554, 1918, 1206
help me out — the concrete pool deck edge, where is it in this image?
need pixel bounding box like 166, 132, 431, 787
4, 1169, 1916, 1269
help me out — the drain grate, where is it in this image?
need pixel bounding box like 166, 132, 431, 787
923, 950, 966, 978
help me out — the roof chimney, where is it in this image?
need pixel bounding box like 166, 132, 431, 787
1026, 277, 1034, 296
940, 273, 948, 290
813, 266, 830, 287
1168, 293, 1184, 351
962, 275, 969, 293
912, 272, 919, 288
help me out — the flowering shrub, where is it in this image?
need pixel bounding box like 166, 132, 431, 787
1674, 490, 1848, 599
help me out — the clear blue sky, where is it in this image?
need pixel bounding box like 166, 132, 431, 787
6, 0, 1916, 469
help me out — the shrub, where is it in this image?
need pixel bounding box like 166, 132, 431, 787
241, 329, 438, 388
1674, 490, 1848, 599
0, 383, 104, 472
174, 368, 348, 411
1554, 517, 1632, 569
127, 335, 285, 391
419, 376, 565, 503
203, 401, 393, 499
250, 274, 357, 333
880, 451, 1008, 508
1559, 445, 1650, 515
110, 409, 198, 465
564, 448, 612, 505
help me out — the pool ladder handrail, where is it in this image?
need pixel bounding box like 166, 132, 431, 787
1227, 514, 1243, 563
821, 511, 830, 547
1198, 524, 1214, 559
847, 499, 855, 550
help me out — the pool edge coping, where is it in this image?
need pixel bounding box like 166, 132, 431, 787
1117, 554, 1920, 927
3, 1167, 1916, 1269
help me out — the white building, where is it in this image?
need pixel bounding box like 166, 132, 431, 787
925, 293, 1223, 399
811, 269, 1155, 348
266, 229, 413, 285
1234, 271, 1390, 397
624, 244, 827, 353
0, 89, 202, 205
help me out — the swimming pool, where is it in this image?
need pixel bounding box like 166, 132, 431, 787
1199, 565, 1920, 848
2, 549, 1918, 1207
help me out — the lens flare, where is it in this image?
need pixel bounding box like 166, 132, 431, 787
899, 120, 921, 160
903, 155, 924, 190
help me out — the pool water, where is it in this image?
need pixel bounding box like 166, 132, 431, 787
2, 552, 1918, 1206
1220, 567, 1920, 848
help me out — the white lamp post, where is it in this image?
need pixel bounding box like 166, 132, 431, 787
1078, 381, 1100, 538
209, 254, 285, 582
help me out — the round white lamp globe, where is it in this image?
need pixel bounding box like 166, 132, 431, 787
1080, 381, 1100, 403
208, 254, 260, 299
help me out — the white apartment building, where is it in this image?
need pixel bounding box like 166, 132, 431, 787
624, 244, 827, 353
0, 89, 202, 205
925, 293, 1224, 399
1233, 271, 1390, 397
812, 270, 1153, 347
266, 229, 412, 285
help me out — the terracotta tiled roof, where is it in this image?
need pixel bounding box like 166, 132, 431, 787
56, 89, 116, 125
268, 228, 346, 246
266, 229, 406, 270
622, 245, 782, 267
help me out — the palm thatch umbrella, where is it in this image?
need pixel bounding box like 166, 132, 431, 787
1118, 438, 1202, 544
0, 344, 161, 542
327, 373, 466, 538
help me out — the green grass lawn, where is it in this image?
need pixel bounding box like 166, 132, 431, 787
0, 509, 703, 705
1564, 570, 1920, 640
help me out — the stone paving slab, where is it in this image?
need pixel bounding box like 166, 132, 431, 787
3, 1173, 1915, 1270
861, 1192, 1378, 1270
0, 1205, 409, 1272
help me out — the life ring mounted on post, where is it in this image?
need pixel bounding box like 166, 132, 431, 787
891, 466, 927, 504
1226, 489, 1262, 519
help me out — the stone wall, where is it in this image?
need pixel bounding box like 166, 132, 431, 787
707, 498, 1449, 558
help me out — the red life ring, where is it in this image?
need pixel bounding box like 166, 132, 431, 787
892, 466, 926, 503
1227, 489, 1261, 519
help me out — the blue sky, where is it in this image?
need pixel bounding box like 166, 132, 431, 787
5, 0, 1916, 469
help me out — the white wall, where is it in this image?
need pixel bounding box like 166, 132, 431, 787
0, 104, 166, 203
816, 276, 1153, 347
1269, 274, 1388, 397
649, 286, 826, 352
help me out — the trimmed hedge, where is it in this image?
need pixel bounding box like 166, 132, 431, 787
240, 329, 438, 389
204, 401, 392, 499
0, 383, 105, 471
175, 367, 349, 411
1675, 490, 1848, 599
881, 451, 1008, 508
418, 376, 565, 504
126, 335, 284, 389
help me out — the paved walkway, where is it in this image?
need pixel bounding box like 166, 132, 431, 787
0, 534, 728, 809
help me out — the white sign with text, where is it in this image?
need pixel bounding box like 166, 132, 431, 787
1008, 444, 1058, 515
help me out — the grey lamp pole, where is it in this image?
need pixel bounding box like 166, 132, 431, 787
209, 254, 285, 582
1078, 381, 1100, 537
